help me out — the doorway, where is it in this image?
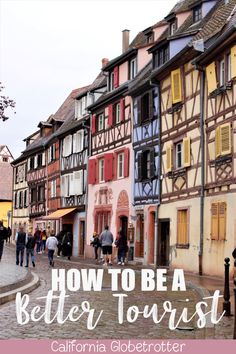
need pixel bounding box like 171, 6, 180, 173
79, 220, 85, 256
157, 219, 170, 266
135, 213, 144, 258
120, 215, 128, 237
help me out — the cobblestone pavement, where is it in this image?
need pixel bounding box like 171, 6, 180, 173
0, 246, 234, 339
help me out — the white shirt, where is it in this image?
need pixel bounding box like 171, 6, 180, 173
46, 236, 58, 250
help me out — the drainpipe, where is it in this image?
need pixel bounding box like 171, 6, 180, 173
198, 67, 205, 276
150, 79, 161, 267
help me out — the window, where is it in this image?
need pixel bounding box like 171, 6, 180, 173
219, 59, 225, 86
141, 93, 150, 122
31, 188, 37, 203
73, 131, 84, 153
2, 157, 8, 162
193, 5, 202, 23
48, 144, 56, 163
109, 72, 114, 91
129, 58, 137, 79
98, 158, 105, 182
81, 96, 87, 116
98, 113, 104, 131
177, 209, 189, 247
50, 180, 56, 198
211, 202, 226, 241
227, 54, 231, 82
117, 152, 124, 178
154, 45, 169, 68
62, 135, 72, 157
19, 191, 23, 208
37, 154, 43, 168
115, 103, 120, 124
175, 142, 183, 169
14, 192, 18, 209
29, 157, 34, 170
137, 149, 155, 181
38, 186, 45, 202
24, 190, 28, 207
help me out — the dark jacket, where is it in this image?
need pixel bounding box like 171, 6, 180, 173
91, 235, 101, 248
16, 232, 26, 246
26, 235, 36, 249
116, 233, 128, 251
0, 226, 8, 242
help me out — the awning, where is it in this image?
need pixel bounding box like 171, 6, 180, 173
42, 208, 77, 220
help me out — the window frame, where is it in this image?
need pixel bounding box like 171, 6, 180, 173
219, 58, 225, 87
97, 113, 104, 132
175, 141, 183, 169
115, 102, 121, 124
117, 152, 125, 179
176, 208, 189, 248
98, 158, 105, 183
109, 71, 115, 91
129, 57, 137, 80
193, 5, 202, 23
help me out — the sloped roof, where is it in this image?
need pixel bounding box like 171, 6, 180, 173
128, 61, 152, 95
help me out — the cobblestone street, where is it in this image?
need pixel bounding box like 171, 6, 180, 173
0, 246, 234, 339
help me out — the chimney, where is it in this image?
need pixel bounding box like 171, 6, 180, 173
102, 58, 109, 68
122, 29, 130, 53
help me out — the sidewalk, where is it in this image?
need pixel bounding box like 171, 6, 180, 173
0, 248, 40, 304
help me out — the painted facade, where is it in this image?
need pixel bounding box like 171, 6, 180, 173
0, 145, 13, 227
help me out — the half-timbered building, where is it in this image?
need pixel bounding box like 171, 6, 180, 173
0, 145, 13, 228
149, 0, 235, 273
194, 8, 236, 276
85, 30, 154, 259
127, 19, 170, 265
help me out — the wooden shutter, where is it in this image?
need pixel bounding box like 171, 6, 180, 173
48, 147, 51, 163
171, 68, 182, 104
88, 159, 97, 184
73, 133, 78, 153
137, 153, 143, 181
73, 170, 83, 195
124, 148, 130, 178
34, 155, 38, 169
177, 210, 188, 245
206, 62, 217, 93
27, 159, 30, 171
149, 90, 154, 120
107, 105, 113, 126
220, 123, 231, 156
120, 98, 125, 122
114, 66, 119, 88
104, 153, 113, 181
166, 144, 173, 172
183, 137, 191, 167
149, 149, 155, 178
69, 174, 74, 196
211, 203, 219, 240
79, 130, 84, 151
91, 115, 96, 134
231, 45, 236, 79
215, 127, 221, 158
219, 202, 226, 241
61, 175, 66, 197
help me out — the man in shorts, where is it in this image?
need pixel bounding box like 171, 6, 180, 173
99, 225, 113, 266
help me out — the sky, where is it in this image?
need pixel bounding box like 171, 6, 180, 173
0, 0, 177, 158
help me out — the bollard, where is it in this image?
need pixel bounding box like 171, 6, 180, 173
223, 257, 231, 316
232, 248, 236, 339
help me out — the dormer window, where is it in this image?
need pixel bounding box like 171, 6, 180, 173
154, 45, 169, 68
109, 71, 115, 91
75, 96, 87, 119
170, 20, 177, 35
129, 57, 137, 80
146, 33, 154, 44
193, 5, 202, 23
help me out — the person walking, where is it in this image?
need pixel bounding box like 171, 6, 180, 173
46, 231, 58, 267
115, 229, 128, 266
41, 229, 47, 253
15, 226, 27, 266
90, 232, 101, 262
0, 221, 8, 262
99, 225, 113, 266
56, 230, 64, 257
25, 228, 36, 268
34, 227, 42, 254
7, 226, 12, 243
62, 232, 73, 260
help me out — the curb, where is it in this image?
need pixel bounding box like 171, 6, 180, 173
0, 271, 40, 305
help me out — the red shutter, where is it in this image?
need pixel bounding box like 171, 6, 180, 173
124, 148, 130, 178
114, 66, 119, 88
104, 153, 113, 181
91, 114, 96, 134
120, 98, 125, 121
88, 159, 97, 184
108, 105, 113, 127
